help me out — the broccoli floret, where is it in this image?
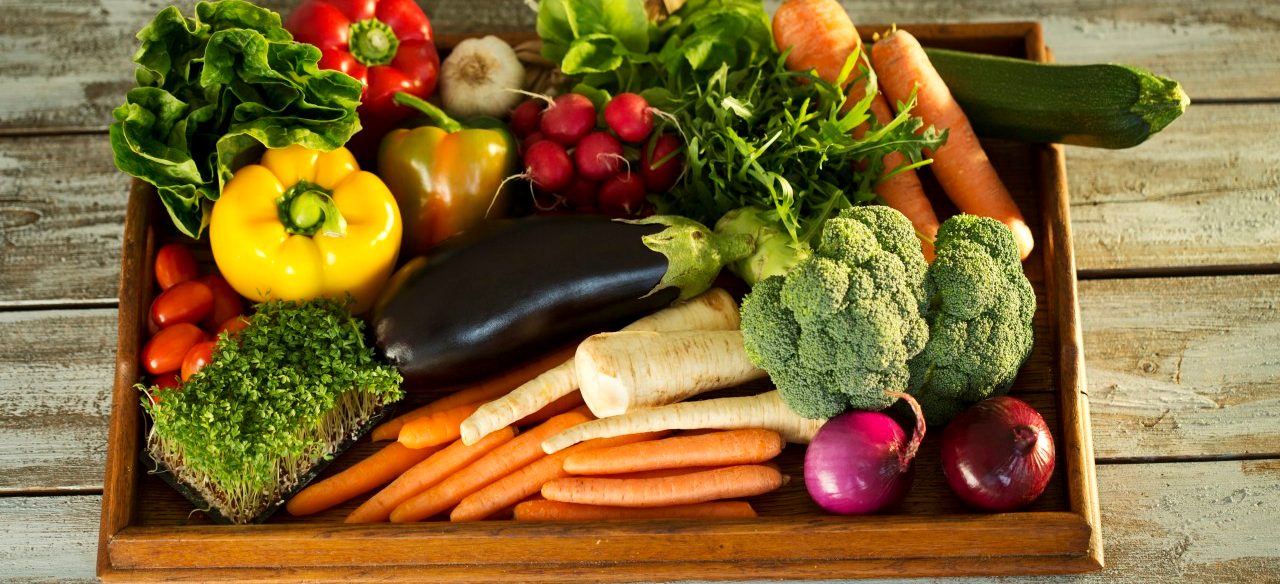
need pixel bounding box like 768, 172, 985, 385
906, 214, 1036, 425
740, 207, 928, 419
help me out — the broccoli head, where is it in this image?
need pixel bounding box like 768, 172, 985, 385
740, 206, 929, 419
906, 214, 1036, 425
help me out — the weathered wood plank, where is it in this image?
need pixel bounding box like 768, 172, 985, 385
0, 495, 100, 583
1, 0, 1276, 133
1081, 274, 1280, 461
0, 134, 126, 306
1068, 103, 1280, 272
0, 309, 115, 494
5, 461, 1277, 582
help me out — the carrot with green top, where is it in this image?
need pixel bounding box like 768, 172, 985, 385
346, 427, 517, 523
872, 28, 1034, 260
391, 410, 592, 522
449, 431, 666, 522
773, 0, 939, 260
562, 429, 783, 476
514, 500, 757, 521
285, 442, 441, 516
541, 464, 784, 507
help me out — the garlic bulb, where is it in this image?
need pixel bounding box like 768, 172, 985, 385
439, 36, 526, 118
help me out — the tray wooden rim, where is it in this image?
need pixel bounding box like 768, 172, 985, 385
98, 21, 1103, 581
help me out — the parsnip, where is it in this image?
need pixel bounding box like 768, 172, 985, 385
542, 391, 826, 454
576, 330, 766, 417
459, 289, 740, 445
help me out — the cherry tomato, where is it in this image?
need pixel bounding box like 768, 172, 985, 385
154, 243, 199, 290
147, 373, 183, 405
199, 274, 244, 329
150, 280, 213, 329
216, 315, 251, 337
142, 323, 206, 375
181, 341, 217, 381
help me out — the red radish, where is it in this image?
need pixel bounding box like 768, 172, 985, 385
598, 171, 647, 216
561, 176, 599, 210
941, 396, 1056, 512
804, 393, 924, 515
521, 131, 546, 153
540, 93, 596, 146
510, 100, 544, 138
523, 140, 575, 193
574, 131, 625, 181
604, 93, 654, 143
640, 133, 683, 192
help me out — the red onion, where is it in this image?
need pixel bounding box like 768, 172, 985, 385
941, 396, 1055, 512
804, 392, 924, 514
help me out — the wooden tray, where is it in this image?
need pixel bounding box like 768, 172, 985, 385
98, 22, 1102, 581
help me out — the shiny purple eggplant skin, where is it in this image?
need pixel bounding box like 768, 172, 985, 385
372, 216, 678, 387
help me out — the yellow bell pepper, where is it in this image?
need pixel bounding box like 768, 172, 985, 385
210, 145, 402, 314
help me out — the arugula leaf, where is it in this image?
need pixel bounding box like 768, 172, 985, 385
109, 0, 362, 238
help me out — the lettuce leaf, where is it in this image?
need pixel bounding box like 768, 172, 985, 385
109, 0, 362, 238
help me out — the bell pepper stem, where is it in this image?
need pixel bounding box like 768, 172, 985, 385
394, 92, 464, 133
277, 182, 347, 237
349, 19, 400, 67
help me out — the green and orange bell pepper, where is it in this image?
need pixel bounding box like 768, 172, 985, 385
378, 92, 517, 256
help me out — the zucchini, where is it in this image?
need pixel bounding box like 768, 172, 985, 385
923, 48, 1189, 149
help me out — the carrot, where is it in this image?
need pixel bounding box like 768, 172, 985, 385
346, 426, 517, 523
449, 431, 667, 522
541, 464, 784, 507
390, 410, 592, 522
285, 442, 441, 516
601, 466, 721, 480
562, 429, 783, 476
370, 343, 580, 442
513, 390, 585, 427
575, 330, 766, 417
514, 500, 757, 521
542, 390, 824, 454
397, 402, 481, 449
871, 29, 1034, 260
459, 288, 741, 445
772, 0, 938, 260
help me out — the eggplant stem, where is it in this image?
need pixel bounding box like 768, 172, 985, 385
885, 391, 925, 472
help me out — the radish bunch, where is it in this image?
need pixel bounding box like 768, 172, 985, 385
512, 92, 683, 217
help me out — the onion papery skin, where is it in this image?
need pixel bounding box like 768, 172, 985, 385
940, 396, 1056, 512
804, 411, 915, 515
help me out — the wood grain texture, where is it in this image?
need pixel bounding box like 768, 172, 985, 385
0, 135, 127, 306
1081, 274, 1280, 461
1, 0, 1277, 133
0, 308, 115, 494
1068, 104, 1280, 272
8, 461, 1278, 583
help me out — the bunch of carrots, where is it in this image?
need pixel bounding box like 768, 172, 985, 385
774, 0, 1035, 261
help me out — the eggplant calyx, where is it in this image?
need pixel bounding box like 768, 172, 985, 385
626, 215, 752, 300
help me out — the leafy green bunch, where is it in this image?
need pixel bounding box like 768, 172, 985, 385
110, 0, 363, 238
143, 298, 402, 523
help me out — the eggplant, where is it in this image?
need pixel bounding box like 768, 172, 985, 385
373, 215, 749, 387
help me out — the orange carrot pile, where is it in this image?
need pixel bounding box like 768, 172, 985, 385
391, 410, 592, 522
371, 343, 580, 442
542, 465, 784, 508
773, 0, 939, 260
871, 28, 1034, 260
562, 429, 784, 476
513, 500, 757, 521
285, 442, 440, 516
397, 402, 482, 449
346, 426, 517, 523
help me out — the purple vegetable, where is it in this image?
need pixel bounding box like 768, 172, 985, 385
941, 396, 1055, 511
804, 392, 924, 514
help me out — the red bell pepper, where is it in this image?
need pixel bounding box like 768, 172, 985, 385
286, 0, 440, 158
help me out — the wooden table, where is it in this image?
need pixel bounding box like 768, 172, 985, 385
2, 0, 1277, 581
